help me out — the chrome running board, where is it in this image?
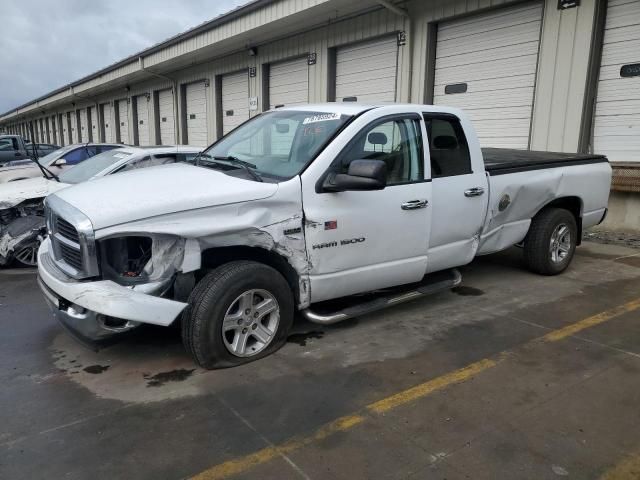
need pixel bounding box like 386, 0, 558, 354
301, 269, 462, 325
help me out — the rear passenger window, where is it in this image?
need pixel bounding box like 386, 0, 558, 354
96, 145, 119, 154
423, 115, 471, 178
63, 148, 89, 165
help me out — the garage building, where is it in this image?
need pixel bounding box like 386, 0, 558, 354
0, 0, 638, 229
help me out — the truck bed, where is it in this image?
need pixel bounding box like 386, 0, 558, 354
482, 148, 608, 176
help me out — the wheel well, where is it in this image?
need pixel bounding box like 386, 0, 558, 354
536, 196, 583, 245
200, 246, 300, 301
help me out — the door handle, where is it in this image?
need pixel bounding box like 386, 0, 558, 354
464, 187, 485, 197
401, 199, 428, 210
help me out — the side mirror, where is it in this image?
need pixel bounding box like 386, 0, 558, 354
54, 158, 67, 166
322, 159, 387, 192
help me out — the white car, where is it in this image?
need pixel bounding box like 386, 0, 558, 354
0, 145, 201, 267
0, 143, 122, 183
37, 103, 611, 367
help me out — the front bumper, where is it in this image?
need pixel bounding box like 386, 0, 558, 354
37, 238, 188, 341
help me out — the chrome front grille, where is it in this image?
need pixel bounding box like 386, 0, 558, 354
56, 217, 80, 244
59, 241, 83, 270
45, 196, 100, 279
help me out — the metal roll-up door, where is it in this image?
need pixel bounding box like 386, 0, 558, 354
158, 88, 175, 145
51, 116, 57, 144
335, 36, 398, 103
221, 71, 249, 136
118, 99, 130, 144
79, 109, 88, 142
135, 95, 150, 146
63, 114, 70, 144
434, 2, 543, 149
89, 106, 98, 142
593, 0, 640, 163
70, 112, 78, 144
59, 115, 66, 146
102, 103, 114, 143
45, 117, 51, 143
269, 57, 309, 108
185, 81, 208, 146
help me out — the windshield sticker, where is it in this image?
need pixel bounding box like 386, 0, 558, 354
302, 113, 340, 124
303, 125, 326, 136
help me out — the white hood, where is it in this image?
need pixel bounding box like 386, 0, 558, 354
52, 163, 279, 230
0, 176, 70, 209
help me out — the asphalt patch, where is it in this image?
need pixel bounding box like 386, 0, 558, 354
144, 369, 195, 388
452, 286, 485, 296
83, 365, 110, 374
287, 331, 325, 346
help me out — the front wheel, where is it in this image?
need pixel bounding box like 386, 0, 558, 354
524, 208, 578, 275
182, 261, 294, 369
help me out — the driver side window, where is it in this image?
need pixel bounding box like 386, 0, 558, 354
337, 117, 424, 185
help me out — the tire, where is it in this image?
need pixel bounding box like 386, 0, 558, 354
182, 261, 294, 369
524, 208, 578, 275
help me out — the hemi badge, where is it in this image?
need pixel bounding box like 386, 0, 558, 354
325, 220, 338, 230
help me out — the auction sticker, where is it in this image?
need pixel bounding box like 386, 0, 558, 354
303, 113, 341, 124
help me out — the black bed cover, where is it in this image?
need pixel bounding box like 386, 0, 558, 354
482, 148, 608, 175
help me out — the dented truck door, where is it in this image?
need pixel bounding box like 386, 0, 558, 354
423, 113, 489, 273
302, 113, 432, 303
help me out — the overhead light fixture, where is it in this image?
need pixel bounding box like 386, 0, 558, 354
247, 47, 257, 57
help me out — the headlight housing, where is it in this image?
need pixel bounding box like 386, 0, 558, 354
99, 235, 185, 285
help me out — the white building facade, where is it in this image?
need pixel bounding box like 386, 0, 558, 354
1, 0, 639, 228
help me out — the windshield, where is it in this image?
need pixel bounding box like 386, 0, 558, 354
202, 110, 352, 180
38, 145, 76, 166
59, 149, 133, 184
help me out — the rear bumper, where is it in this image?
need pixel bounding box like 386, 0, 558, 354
37, 238, 187, 341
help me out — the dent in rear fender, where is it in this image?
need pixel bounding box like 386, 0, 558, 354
477, 163, 612, 255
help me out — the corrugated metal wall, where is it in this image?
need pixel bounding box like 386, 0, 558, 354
0, 0, 602, 158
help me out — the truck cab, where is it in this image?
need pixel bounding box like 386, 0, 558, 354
0, 135, 32, 164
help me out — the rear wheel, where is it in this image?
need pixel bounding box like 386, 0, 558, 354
182, 261, 294, 369
524, 208, 577, 275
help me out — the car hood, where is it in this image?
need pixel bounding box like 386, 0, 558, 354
0, 176, 69, 209
52, 163, 280, 230
0, 163, 39, 180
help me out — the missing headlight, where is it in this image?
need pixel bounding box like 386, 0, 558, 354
101, 236, 152, 282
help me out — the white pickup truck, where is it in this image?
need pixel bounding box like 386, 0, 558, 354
37, 104, 611, 368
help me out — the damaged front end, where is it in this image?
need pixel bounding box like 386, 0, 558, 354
38, 232, 189, 345
0, 199, 46, 267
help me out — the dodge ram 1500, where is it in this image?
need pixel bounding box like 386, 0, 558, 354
37, 104, 611, 368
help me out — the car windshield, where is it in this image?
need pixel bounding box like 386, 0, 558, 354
38, 145, 76, 166
201, 110, 352, 180
59, 149, 133, 184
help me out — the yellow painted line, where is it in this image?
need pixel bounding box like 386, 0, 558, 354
543, 298, 640, 342
190, 414, 365, 480
600, 451, 640, 480
191, 297, 640, 480
367, 357, 500, 414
